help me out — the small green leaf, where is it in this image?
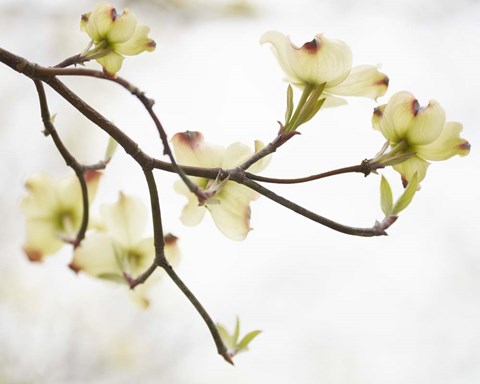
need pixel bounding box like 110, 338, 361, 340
216, 323, 234, 350
285, 84, 294, 124
104, 136, 118, 162
302, 98, 326, 124
233, 316, 241, 345
237, 330, 262, 351
392, 173, 419, 215
380, 175, 393, 216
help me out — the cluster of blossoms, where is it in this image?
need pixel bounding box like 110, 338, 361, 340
21, 172, 179, 307
17, 3, 471, 358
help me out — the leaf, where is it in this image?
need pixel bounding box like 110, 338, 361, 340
237, 330, 262, 351
104, 136, 118, 162
380, 175, 393, 216
392, 173, 419, 215
216, 323, 234, 350
233, 316, 241, 345
285, 84, 294, 124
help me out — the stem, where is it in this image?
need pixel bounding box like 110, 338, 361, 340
33, 80, 91, 247
160, 262, 233, 365
35, 65, 211, 203
245, 160, 371, 184
144, 169, 231, 363
284, 84, 314, 132
239, 178, 386, 237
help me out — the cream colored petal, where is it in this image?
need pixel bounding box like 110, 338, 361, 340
260, 31, 302, 85
174, 180, 207, 226
85, 4, 115, 42
286, 34, 352, 87
326, 65, 389, 99
372, 104, 387, 132
406, 99, 445, 146
101, 193, 147, 247
23, 219, 64, 260
382, 91, 417, 142
125, 237, 155, 276
321, 94, 348, 108
207, 183, 259, 241
115, 26, 156, 55
416, 122, 471, 161
20, 173, 59, 218
164, 234, 181, 268
96, 52, 124, 76
393, 155, 430, 186
222, 142, 253, 169
171, 131, 224, 168
106, 8, 137, 44
247, 141, 272, 174
71, 233, 124, 283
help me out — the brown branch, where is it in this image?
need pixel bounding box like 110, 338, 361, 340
34, 65, 212, 203
245, 160, 372, 184
237, 177, 387, 237
33, 79, 91, 247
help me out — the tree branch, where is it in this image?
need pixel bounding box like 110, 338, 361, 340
33, 79, 93, 247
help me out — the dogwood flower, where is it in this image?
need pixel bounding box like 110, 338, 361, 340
80, 3, 156, 76
172, 131, 270, 241
70, 193, 180, 308
372, 91, 470, 186
260, 31, 388, 106
20, 171, 101, 262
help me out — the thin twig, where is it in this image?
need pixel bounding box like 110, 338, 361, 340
245, 160, 371, 184
33, 79, 92, 247
35, 65, 211, 202
238, 177, 386, 237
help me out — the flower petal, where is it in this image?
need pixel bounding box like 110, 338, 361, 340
174, 180, 207, 226
406, 99, 445, 146
100, 193, 147, 248
71, 233, 124, 282
222, 142, 253, 169
372, 104, 387, 132
96, 52, 125, 76
208, 183, 259, 241
23, 219, 64, 261
106, 8, 137, 44
85, 4, 115, 42
247, 141, 271, 174
172, 131, 224, 168
260, 31, 302, 86
286, 34, 352, 87
393, 155, 430, 186
381, 91, 418, 143
416, 121, 471, 161
21, 173, 59, 218
114, 25, 156, 55
260, 31, 353, 87
326, 65, 389, 99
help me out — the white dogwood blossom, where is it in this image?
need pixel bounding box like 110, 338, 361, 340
172, 131, 270, 241
260, 31, 388, 106
21, 171, 101, 262
80, 3, 155, 76
372, 91, 470, 186
71, 193, 180, 308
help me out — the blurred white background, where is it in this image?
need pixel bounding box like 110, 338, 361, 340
0, 0, 479, 383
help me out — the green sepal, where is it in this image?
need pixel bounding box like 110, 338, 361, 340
104, 136, 118, 162
237, 330, 262, 352
380, 175, 393, 216
285, 84, 294, 124
391, 173, 419, 215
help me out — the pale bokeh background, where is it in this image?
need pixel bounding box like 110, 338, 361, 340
0, 0, 479, 383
